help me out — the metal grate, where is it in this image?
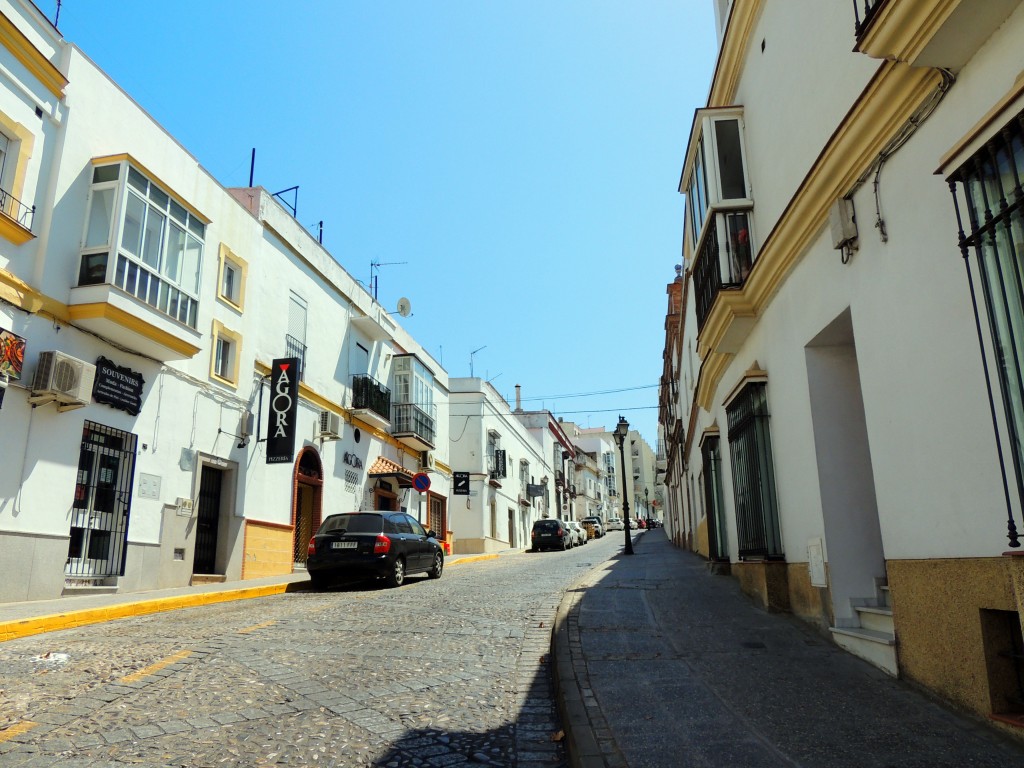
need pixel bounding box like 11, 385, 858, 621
285, 334, 307, 381
66, 422, 138, 578
727, 383, 782, 559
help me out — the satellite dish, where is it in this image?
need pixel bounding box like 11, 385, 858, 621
396, 297, 412, 318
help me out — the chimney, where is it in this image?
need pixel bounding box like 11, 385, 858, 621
515, 384, 522, 412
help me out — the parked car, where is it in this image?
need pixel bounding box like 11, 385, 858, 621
628, 518, 638, 530
532, 518, 570, 551
581, 516, 605, 538
605, 517, 625, 531
566, 520, 587, 546
306, 511, 444, 589
637, 518, 647, 529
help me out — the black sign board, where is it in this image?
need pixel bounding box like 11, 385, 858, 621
93, 356, 145, 415
453, 471, 470, 495
266, 357, 300, 464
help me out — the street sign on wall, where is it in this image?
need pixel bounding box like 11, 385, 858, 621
453, 472, 470, 495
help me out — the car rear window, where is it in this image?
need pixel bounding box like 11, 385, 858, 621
534, 520, 560, 531
318, 514, 383, 535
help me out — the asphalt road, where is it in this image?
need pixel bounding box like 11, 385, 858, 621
0, 535, 618, 767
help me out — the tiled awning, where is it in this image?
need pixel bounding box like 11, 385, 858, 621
367, 456, 414, 488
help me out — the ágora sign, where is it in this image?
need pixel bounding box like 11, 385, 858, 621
266, 357, 299, 464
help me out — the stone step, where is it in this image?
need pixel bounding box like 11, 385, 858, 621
830, 625, 898, 676
855, 604, 894, 635
190, 574, 227, 586
880, 584, 891, 608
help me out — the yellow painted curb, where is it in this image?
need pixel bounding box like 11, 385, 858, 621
448, 554, 500, 566
0, 582, 298, 643
0, 554, 505, 643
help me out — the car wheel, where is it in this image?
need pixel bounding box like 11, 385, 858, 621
385, 557, 406, 588
309, 572, 327, 591
562, 538, 569, 551
428, 552, 444, 579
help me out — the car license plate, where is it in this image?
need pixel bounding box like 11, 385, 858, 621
331, 541, 357, 549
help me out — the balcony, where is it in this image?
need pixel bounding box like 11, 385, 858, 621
0, 187, 34, 245
695, 209, 754, 331
351, 373, 391, 430
392, 401, 436, 451
853, 0, 1019, 69
285, 334, 306, 382
68, 253, 201, 361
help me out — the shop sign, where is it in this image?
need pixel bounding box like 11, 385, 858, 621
343, 452, 363, 469
0, 328, 26, 380
267, 357, 299, 464
93, 356, 145, 416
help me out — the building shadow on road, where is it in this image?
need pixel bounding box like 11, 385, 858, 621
363, 646, 566, 767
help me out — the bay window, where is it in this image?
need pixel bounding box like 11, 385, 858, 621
79, 160, 207, 329
680, 108, 755, 330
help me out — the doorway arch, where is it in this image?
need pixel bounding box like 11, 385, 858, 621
292, 446, 323, 568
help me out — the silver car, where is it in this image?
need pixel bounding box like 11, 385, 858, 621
566, 521, 587, 546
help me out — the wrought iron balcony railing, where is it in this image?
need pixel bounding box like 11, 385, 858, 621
392, 401, 436, 446
0, 186, 34, 230
351, 373, 391, 423
694, 209, 754, 331
852, 0, 884, 38
285, 334, 307, 381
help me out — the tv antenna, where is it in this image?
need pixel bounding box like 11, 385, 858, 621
370, 260, 408, 301
470, 345, 486, 378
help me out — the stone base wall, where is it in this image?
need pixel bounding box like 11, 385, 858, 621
733, 560, 790, 612
243, 520, 295, 579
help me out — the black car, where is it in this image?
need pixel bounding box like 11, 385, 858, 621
306, 511, 444, 588
531, 518, 570, 551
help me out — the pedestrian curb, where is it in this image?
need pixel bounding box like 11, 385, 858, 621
0, 552, 501, 644
551, 540, 636, 768
0, 581, 310, 643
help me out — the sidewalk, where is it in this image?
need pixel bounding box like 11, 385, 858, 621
552, 529, 1024, 768
0, 551, 500, 643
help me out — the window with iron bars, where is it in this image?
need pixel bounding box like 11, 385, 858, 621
727, 382, 782, 559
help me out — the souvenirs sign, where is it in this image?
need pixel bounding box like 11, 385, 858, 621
93, 356, 145, 415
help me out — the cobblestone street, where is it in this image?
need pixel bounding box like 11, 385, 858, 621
0, 540, 616, 767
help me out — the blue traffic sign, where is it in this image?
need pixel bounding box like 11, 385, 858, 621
412, 472, 431, 492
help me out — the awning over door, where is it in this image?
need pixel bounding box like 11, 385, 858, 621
367, 456, 414, 488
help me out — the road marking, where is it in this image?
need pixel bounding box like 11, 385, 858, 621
238, 620, 276, 634
0, 720, 37, 743
120, 650, 192, 683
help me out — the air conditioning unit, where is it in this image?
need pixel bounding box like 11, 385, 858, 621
176, 497, 194, 511
420, 450, 436, 471
319, 410, 342, 440
30, 351, 96, 409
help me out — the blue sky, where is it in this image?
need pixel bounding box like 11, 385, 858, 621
47, 1, 716, 447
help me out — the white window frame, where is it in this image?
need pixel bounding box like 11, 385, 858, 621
79, 158, 207, 329
217, 243, 247, 311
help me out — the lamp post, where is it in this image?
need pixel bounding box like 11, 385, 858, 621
644, 487, 649, 522
614, 416, 634, 555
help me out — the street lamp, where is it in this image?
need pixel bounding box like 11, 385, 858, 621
644, 487, 649, 521
614, 416, 634, 555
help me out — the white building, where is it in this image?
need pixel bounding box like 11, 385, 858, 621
448, 378, 552, 552
576, 427, 619, 521
661, 0, 1024, 732
0, 0, 450, 602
